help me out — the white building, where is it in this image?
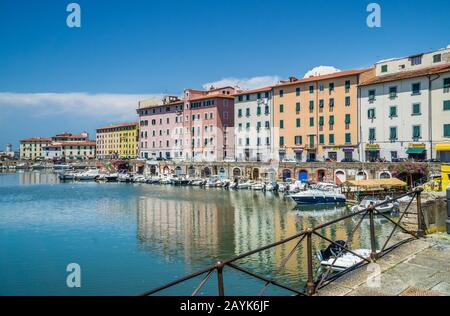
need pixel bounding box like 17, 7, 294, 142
234, 87, 274, 162
359, 47, 450, 162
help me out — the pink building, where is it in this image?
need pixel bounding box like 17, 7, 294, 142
137, 86, 238, 161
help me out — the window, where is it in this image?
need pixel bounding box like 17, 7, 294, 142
296, 87, 300, 96
381, 65, 388, 73
368, 89, 376, 101
246, 108, 250, 117
319, 99, 324, 108
329, 134, 335, 145
257, 93, 261, 99
246, 122, 250, 130
265, 105, 270, 114
238, 95, 243, 102
309, 117, 314, 127
444, 100, 450, 111
257, 106, 262, 115
257, 122, 262, 131
329, 98, 334, 108
345, 80, 351, 92
345, 96, 351, 106
412, 125, 421, 139
238, 123, 242, 131
444, 78, 450, 93
280, 120, 284, 129
279, 90, 284, 98
238, 109, 242, 117
296, 102, 300, 113
389, 86, 397, 98
295, 136, 302, 145
246, 138, 250, 146
368, 108, 376, 119
265, 121, 270, 129
296, 118, 301, 128
389, 106, 397, 117
319, 134, 324, 144
345, 114, 351, 124
309, 85, 314, 94
433, 54, 442, 63
279, 136, 285, 146
345, 133, 351, 144
246, 94, 250, 101
319, 84, 324, 92
329, 115, 335, 125
410, 55, 422, 66
319, 116, 324, 126
329, 83, 335, 92
412, 83, 421, 95
279, 104, 284, 113
412, 103, 421, 115
309, 135, 315, 146
444, 124, 450, 137
309, 101, 314, 110
369, 128, 376, 141
390, 127, 397, 141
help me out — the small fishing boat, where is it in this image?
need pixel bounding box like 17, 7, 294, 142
290, 183, 346, 205
317, 241, 371, 272
351, 196, 399, 214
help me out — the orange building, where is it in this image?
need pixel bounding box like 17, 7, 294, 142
273, 69, 372, 163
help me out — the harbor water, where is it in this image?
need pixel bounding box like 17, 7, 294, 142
0, 171, 395, 296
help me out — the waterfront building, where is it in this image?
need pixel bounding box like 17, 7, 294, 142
96, 123, 139, 159
137, 96, 185, 160
44, 141, 96, 160
20, 138, 53, 160
359, 47, 450, 162
183, 86, 237, 161
0, 144, 15, 160
234, 87, 274, 162
272, 69, 370, 163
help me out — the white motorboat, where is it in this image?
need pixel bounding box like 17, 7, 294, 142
290, 183, 346, 205
53, 164, 71, 171
351, 196, 399, 214
317, 241, 371, 272
15, 163, 28, 170
237, 181, 253, 190
75, 169, 100, 181
59, 170, 77, 181
118, 172, 133, 183
251, 182, 265, 190
133, 175, 147, 183
31, 163, 45, 170
105, 173, 119, 182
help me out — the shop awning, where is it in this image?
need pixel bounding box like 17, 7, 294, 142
366, 148, 380, 152
344, 178, 407, 188
406, 148, 426, 154
436, 144, 450, 151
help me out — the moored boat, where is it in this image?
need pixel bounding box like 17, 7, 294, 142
290, 183, 346, 205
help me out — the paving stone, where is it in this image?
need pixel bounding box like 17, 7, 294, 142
431, 282, 450, 296
414, 272, 450, 289
384, 262, 438, 288
399, 286, 441, 296
346, 287, 391, 296
316, 284, 352, 296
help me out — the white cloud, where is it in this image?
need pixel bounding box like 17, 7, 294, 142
303, 66, 341, 78
202, 75, 281, 91
0, 92, 163, 121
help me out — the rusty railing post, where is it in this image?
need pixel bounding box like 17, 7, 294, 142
306, 230, 316, 296
369, 207, 378, 261
216, 262, 225, 296
415, 188, 425, 237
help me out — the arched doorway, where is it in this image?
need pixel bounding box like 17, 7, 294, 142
317, 169, 326, 182
233, 168, 241, 179
379, 171, 391, 179
298, 170, 308, 183
335, 170, 346, 184
150, 165, 157, 175
175, 166, 182, 176
282, 169, 292, 181
252, 168, 260, 180
202, 167, 211, 178
219, 167, 226, 180
188, 166, 196, 177
163, 166, 170, 175
356, 170, 368, 180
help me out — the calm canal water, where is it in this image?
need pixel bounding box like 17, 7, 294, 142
0, 171, 394, 296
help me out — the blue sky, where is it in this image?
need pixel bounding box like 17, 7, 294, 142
0, 0, 449, 150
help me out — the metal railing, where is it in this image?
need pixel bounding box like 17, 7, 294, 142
142, 188, 424, 296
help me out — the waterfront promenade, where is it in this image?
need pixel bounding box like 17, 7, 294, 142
319, 234, 450, 296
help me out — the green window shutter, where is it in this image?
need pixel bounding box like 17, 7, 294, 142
413, 126, 421, 138
381, 65, 388, 73
345, 114, 351, 124
296, 87, 300, 96
319, 134, 324, 144
444, 78, 450, 89
309, 135, 315, 146
309, 101, 314, 110
329, 98, 334, 107
279, 137, 284, 146
296, 102, 301, 112
280, 120, 284, 129
257, 107, 261, 115
319, 116, 324, 126
444, 100, 450, 110
329, 134, 335, 144
280, 104, 284, 113
329, 116, 335, 125
310, 117, 314, 127
319, 99, 324, 108
412, 103, 421, 115
296, 118, 301, 128
390, 106, 397, 117
444, 124, 450, 137
345, 96, 350, 106
238, 109, 242, 117
390, 127, 397, 140
369, 128, 376, 140
345, 80, 351, 90
345, 133, 351, 143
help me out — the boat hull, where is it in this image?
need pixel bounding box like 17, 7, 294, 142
291, 195, 346, 205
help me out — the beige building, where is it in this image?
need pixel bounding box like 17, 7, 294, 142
20, 138, 53, 160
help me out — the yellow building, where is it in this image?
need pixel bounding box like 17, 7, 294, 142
20, 138, 53, 160
273, 69, 373, 163
96, 123, 139, 159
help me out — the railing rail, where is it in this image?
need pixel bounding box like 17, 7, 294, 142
142, 188, 424, 296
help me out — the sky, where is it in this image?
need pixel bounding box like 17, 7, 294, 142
0, 0, 449, 150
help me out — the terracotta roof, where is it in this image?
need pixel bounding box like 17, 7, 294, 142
275, 69, 370, 88
20, 138, 52, 143
188, 94, 235, 102
96, 123, 138, 131
138, 100, 184, 110
359, 64, 450, 86
233, 86, 273, 96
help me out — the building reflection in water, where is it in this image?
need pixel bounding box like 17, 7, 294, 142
18, 171, 59, 185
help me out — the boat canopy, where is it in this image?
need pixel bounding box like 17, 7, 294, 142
343, 178, 407, 188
